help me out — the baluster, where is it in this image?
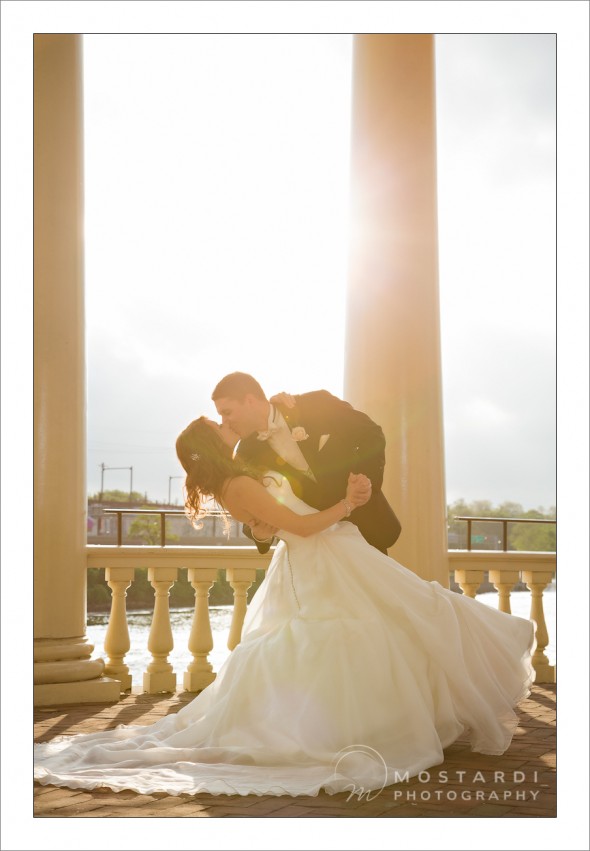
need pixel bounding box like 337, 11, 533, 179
104, 567, 134, 691
488, 569, 519, 614
226, 567, 257, 650
454, 569, 484, 599
183, 567, 217, 692
143, 567, 178, 693
522, 569, 556, 683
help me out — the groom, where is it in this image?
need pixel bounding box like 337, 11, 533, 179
212, 372, 401, 554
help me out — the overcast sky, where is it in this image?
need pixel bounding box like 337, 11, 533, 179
82, 33, 556, 509
435, 34, 556, 509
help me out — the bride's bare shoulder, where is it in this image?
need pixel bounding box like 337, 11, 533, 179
221, 476, 265, 521
222, 475, 261, 501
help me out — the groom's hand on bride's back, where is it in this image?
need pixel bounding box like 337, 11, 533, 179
269, 392, 296, 409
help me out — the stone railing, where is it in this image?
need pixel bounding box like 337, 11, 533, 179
87, 546, 556, 698
449, 550, 556, 683
86, 546, 272, 694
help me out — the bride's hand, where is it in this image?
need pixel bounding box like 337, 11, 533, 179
249, 520, 279, 542
345, 473, 372, 508
269, 392, 296, 409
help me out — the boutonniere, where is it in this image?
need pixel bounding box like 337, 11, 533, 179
290, 426, 309, 442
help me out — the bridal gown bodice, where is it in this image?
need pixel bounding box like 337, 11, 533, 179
35, 473, 535, 798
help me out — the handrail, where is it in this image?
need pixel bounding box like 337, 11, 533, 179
101, 507, 227, 547
99, 509, 557, 551
452, 515, 556, 552
102, 508, 189, 515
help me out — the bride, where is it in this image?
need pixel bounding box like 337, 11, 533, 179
34, 416, 535, 798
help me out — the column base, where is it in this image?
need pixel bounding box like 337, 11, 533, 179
533, 663, 556, 684
143, 671, 177, 694
105, 669, 132, 692
34, 676, 122, 706
183, 670, 216, 693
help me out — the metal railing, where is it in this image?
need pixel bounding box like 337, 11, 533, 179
101, 508, 228, 546
453, 515, 556, 552
100, 509, 557, 550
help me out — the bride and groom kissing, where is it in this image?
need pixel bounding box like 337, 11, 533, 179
211, 371, 402, 555
35, 370, 535, 797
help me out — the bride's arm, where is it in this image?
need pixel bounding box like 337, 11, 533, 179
222, 475, 370, 538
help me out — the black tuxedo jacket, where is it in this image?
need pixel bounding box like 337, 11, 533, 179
236, 390, 401, 553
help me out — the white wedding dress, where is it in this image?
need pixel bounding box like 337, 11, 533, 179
35, 474, 535, 797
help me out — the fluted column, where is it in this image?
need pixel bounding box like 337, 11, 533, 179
344, 34, 448, 583
33, 34, 119, 705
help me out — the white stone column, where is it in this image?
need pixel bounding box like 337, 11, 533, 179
34, 34, 120, 705
344, 34, 448, 583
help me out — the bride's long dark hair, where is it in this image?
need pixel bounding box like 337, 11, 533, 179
175, 417, 258, 527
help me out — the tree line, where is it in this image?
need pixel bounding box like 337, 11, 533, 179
447, 498, 556, 552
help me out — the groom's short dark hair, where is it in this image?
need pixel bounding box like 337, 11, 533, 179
212, 372, 267, 402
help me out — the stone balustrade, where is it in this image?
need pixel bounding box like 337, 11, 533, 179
449, 550, 556, 683
86, 546, 272, 696
87, 546, 556, 698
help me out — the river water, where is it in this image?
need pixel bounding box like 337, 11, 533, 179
86, 583, 556, 685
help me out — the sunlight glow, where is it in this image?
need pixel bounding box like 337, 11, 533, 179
83, 35, 353, 501
82, 34, 555, 509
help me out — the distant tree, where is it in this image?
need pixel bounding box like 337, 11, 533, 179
128, 516, 179, 545
447, 499, 556, 552
510, 522, 556, 552
88, 489, 148, 504
495, 501, 526, 517
87, 568, 111, 608
510, 507, 557, 551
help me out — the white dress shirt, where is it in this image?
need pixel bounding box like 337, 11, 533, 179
259, 406, 313, 476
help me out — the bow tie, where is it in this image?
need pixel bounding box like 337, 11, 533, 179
257, 425, 282, 442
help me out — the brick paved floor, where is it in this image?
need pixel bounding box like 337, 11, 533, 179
34, 684, 555, 818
